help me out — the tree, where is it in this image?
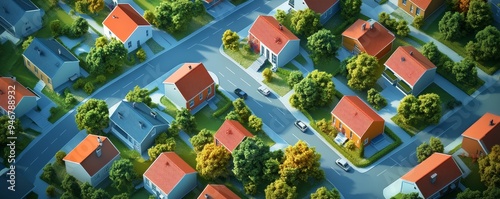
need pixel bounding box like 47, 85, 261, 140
111, 193, 129, 199
453, 59, 478, 85
95, 75, 106, 84
422, 42, 441, 65
143, 10, 157, 27
40, 163, 56, 183
262, 67, 273, 82
379, 12, 391, 26
194, 0, 205, 14
148, 139, 176, 161
483, 186, 500, 199
75, 99, 109, 133
429, 137, 444, 153
22, 36, 34, 50
190, 129, 213, 153
289, 78, 318, 110
412, 15, 424, 29
287, 70, 303, 87
400, 192, 423, 199
87, 0, 104, 14
233, 98, 252, 123
49, 0, 58, 8
168, 0, 195, 32
275, 9, 287, 24
70, 17, 89, 38
175, 108, 197, 133
83, 82, 94, 94
265, 179, 297, 199
311, 187, 341, 199
60, 192, 79, 199
46, 185, 56, 197
306, 70, 335, 107
264, 158, 281, 182
280, 140, 324, 184
62, 175, 82, 197
136, 48, 147, 62
90, 189, 110, 199
466, 0, 493, 32
196, 143, 231, 180
341, 0, 362, 20
86, 38, 127, 75
222, 29, 240, 51
416, 143, 433, 162
367, 88, 387, 110
75, 0, 89, 13
225, 110, 240, 121
154, 2, 173, 30
397, 95, 421, 125
479, 145, 500, 187
80, 182, 95, 199
109, 159, 137, 192
466, 26, 500, 61
232, 138, 271, 187
50, 20, 64, 36
457, 188, 482, 199
396, 20, 410, 37
346, 53, 380, 90
418, 93, 442, 124
65, 93, 76, 106
316, 119, 336, 137
307, 29, 338, 63
55, 150, 67, 165
290, 9, 321, 37
439, 11, 464, 40
248, 115, 263, 132
125, 86, 152, 106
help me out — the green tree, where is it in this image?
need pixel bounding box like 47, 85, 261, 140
49, 0, 58, 8
125, 86, 152, 106
87, 0, 104, 14
466, 26, 500, 61
143, 10, 157, 26
396, 20, 410, 37
75, 99, 109, 134
397, 95, 421, 125
367, 88, 387, 110
22, 36, 34, 50
222, 29, 240, 51
287, 70, 303, 87
280, 140, 324, 184
479, 145, 500, 187
196, 143, 231, 180
154, 2, 173, 30
412, 15, 424, 29
466, 0, 492, 32
62, 175, 81, 197
55, 150, 67, 165
83, 82, 94, 94
190, 129, 214, 153
233, 98, 252, 123
75, 0, 89, 13
289, 78, 318, 110
483, 186, 500, 199
109, 159, 136, 192
346, 53, 380, 90
248, 115, 263, 132
341, 0, 362, 20
453, 59, 478, 86
457, 188, 482, 199
439, 11, 464, 40
60, 192, 78, 199
416, 142, 433, 162
306, 70, 334, 106
307, 29, 338, 64
136, 48, 147, 62
275, 9, 287, 24
70, 17, 89, 38
232, 138, 270, 188
345, 140, 356, 151
168, 0, 195, 32
265, 179, 297, 199
46, 185, 56, 197
80, 182, 95, 199
40, 163, 56, 183
422, 42, 441, 65
50, 20, 64, 37
429, 136, 444, 153
379, 12, 391, 26
111, 193, 129, 199
91, 189, 110, 199
175, 108, 197, 133
264, 158, 281, 182
290, 9, 321, 37
311, 187, 341, 199
418, 93, 442, 124
316, 119, 336, 137
225, 110, 240, 121
86, 38, 126, 75
193, 0, 205, 14
95, 75, 106, 84
148, 140, 176, 161
400, 192, 423, 199
262, 67, 273, 82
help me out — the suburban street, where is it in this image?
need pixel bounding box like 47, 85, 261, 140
12, 0, 500, 198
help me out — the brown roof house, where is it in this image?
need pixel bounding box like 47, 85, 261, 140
398, 0, 445, 19
288, 0, 340, 24
341, 19, 395, 59
198, 184, 240, 199
383, 46, 437, 95
144, 152, 197, 199
63, 134, 120, 186
0, 77, 37, 117
399, 153, 463, 199
214, 120, 254, 153
163, 63, 215, 113
461, 112, 500, 158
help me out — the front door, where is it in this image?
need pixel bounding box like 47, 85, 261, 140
137, 40, 140, 48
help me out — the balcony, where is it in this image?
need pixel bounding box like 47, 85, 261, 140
396, 80, 412, 95
382, 69, 398, 84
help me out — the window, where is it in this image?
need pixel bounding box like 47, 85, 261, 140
34, 67, 38, 74
146, 30, 149, 37
128, 41, 132, 48
189, 100, 194, 107
48, 78, 51, 84
364, 138, 369, 145
410, 5, 413, 13
333, 118, 336, 125
108, 31, 112, 36
272, 54, 277, 64
25, 26, 31, 31
208, 86, 211, 95
416, 8, 420, 15
288, 0, 294, 7
199, 93, 203, 100
349, 131, 352, 139
402, 0, 407, 5
339, 123, 343, 130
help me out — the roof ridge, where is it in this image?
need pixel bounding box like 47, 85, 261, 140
165, 63, 203, 83
345, 96, 382, 121
261, 16, 296, 41
400, 46, 432, 71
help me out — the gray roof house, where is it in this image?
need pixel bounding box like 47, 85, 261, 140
109, 100, 169, 154
22, 38, 80, 91
0, 0, 44, 42
491, 0, 500, 23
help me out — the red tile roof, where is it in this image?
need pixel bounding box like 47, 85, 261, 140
198, 184, 240, 199
401, 153, 463, 198
248, 15, 299, 54
0, 77, 36, 111
342, 19, 395, 57
411, 0, 433, 10
144, 152, 197, 194
214, 120, 254, 153
163, 63, 215, 101
462, 113, 500, 153
331, 96, 384, 138
385, 46, 436, 86
63, 134, 120, 176
102, 4, 150, 42
304, 0, 339, 14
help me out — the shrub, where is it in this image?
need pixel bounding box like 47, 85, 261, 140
73, 78, 86, 89
65, 93, 76, 105
50, 20, 64, 37
84, 82, 95, 94
243, 43, 252, 53
287, 70, 304, 87
244, 182, 257, 195
49, 107, 58, 116
345, 140, 355, 151
96, 75, 106, 84
136, 48, 147, 62
262, 68, 273, 82
412, 15, 424, 29
316, 119, 336, 137
55, 150, 66, 165
46, 185, 56, 197
40, 163, 56, 183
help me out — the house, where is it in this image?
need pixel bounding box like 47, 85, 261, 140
214, 120, 254, 153
163, 63, 215, 112
383, 46, 437, 95
248, 15, 300, 67
22, 38, 81, 91
109, 100, 169, 154
398, 0, 445, 19
63, 134, 120, 186
331, 96, 385, 148
103, 3, 152, 52
0, 0, 44, 43
461, 112, 500, 158
288, 0, 340, 24
198, 184, 240, 199
491, 0, 500, 23
144, 152, 197, 199
400, 153, 463, 199
0, 77, 37, 117
341, 19, 395, 59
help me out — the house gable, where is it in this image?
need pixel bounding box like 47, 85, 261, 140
163, 63, 215, 102
342, 19, 395, 58
214, 120, 254, 153
331, 96, 384, 139
103, 3, 150, 43
248, 15, 299, 55
385, 46, 436, 87
461, 113, 500, 155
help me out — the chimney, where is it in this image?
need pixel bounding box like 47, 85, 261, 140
226, 130, 231, 134
410, 51, 413, 56
401, 57, 405, 62
139, 121, 144, 129
430, 173, 437, 184
112, 15, 117, 19
166, 161, 169, 166
150, 111, 157, 118
188, 65, 192, 70
362, 23, 366, 31
370, 23, 374, 30
97, 136, 102, 146
58, 49, 61, 55
204, 194, 209, 199
279, 24, 283, 30
490, 119, 495, 126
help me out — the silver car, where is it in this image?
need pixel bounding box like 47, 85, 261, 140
294, 120, 308, 132
335, 158, 350, 172
257, 86, 271, 96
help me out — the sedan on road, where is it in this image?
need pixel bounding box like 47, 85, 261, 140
234, 88, 248, 99
257, 86, 271, 96
336, 158, 350, 172
294, 120, 308, 132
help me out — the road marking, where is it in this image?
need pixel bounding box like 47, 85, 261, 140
201, 36, 209, 42
135, 74, 144, 80
51, 138, 57, 144
237, 15, 245, 20
252, 98, 263, 107
270, 115, 285, 127
438, 124, 456, 137
225, 67, 235, 74
60, 129, 67, 136
187, 44, 196, 49
241, 78, 250, 86
112, 90, 120, 96
390, 158, 401, 166
123, 81, 132, 88
42, 147, 48, 153
30, 157, 39, 166
227, 80, 236, 87
331, 166, 340, 175
265, 97, 272, 103
268, 113, 274, 118
227, 21, 234, 26
218, 72, 225, 77
377, 169, 387, 176
252, 6, 260, 12
212, 28, 221, 35
277, 109, 286, 115
292, 133, 309, 145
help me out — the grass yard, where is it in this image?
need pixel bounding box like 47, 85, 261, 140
134, 0, 163, 11
43, 88, 79, 123
294, 54, 308, 65
314, 57, 342, 75
391, 114, 428, 137
420, 83, 456, 114
160, 96, 179, 118
0, 42, 39, 89
31, 0, 74, 38
169, 13, 214, 40
307, 99, 340, 122
459, 156, 488, 191
407, 35, 427, 46
108, 134, 153, 176
87, 9, 111, 26
130, 188, 151, 199
16, 129, 41, 156
145, 39, 165, 54
195, 106, 226, 133
262, 62, 301, 96
447, 143, 462, 155
437, 69, 484, 95
224, 39, 260, 68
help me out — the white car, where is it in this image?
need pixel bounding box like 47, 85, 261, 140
257, 86, 271, 96
294, 120, 308, 132
335, 158, 350, 172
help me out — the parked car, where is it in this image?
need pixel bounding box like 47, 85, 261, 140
257, 86, 271, 96
335, 158, 350, 172
234, 88, 248, 99
294, 120, 308, 132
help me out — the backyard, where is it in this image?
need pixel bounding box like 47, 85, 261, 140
108, 134, 152, 176
459, 156, 488, 191
223, 39, 260, 68
262, 62, 300, 96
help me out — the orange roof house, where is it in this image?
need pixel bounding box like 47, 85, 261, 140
0, 77, 37, 117
248, 15, 300, 67
341, 19, 395, 59
198, 184, 240, 199
398, 0, 445, 19
331, 96, 385, 148
383, 46, 437, 95
288, 0, 340, 24
103, 3, 152, 52
214, 120, 254, 153
163, 63, 215, 113
143, 152, 197, 199
63, 134, 120, 186
400, 153, 463, 199
461, 113, 500, 158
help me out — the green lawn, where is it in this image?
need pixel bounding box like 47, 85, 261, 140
145, 39, 165, 54
195, 106, 226, 133
87, 9, 111, 26
31, 0, 74, 38
294, 54, 308, 65
383, 69, 398, 82
43, 88, 79, 123
130, 188, 151, 199
391, 114, 427, 137
263, 71, 292, 97
108, 134, 153, 176
314, 57, 342, 75
420, 83, 456, 114
307, 98, 340, 122
160, 96, 178, 118
397, 81, 412, 94
448, 143, 462, 155
459, 156, 488, 191
16, 129, 41, 156
437, 68, 484, 95
133, 0, 163, 11
0, 42, 39, 89
224, 39, 260, 68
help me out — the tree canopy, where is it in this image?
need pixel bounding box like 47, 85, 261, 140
265, 179, 297, 199
367, 88, 387, 110
439, 11, 464, 40
307, 29, 338, 64
466, 0, 492, 32
279, 140, 324, 184
346, 53, 380, 90
196, 143, 231, 180
452, 59, 478, 86
311, 187, 341, 199
289, 70, 335, 110
109, 159, 137, 192
190, 129, 214, 153
125, 86, 152, 106
174, 108, 197, 133
152, 0, 201, 32
290, 9, 321, 37
422, 42, 441, 65
86, 37, 127, 75
233, 98, 252, 123
479, 145, 500, 187
287, 70, 304, 88
248, 115, 263, 132
148, 138, 176, 161
341, 0, 362, 21
232, 138, 271, 187
222, 29, 240, 51
397, 94, 441, 126
466, 26, 500, 61
61, 175, 81, 197
75, 99, 109, 134
416, 137, 444, 162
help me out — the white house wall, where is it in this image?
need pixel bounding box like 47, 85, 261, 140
14, 96, 37, 117
65, 161, 92, 185
290, 0, 308, 11
169, 173, 197, 199
277, 40, 300, 67
144, 176, 168, 199
52, 61, 80, 89
412, 68, 436, 95
124, 25, 153, 52
164, 84, 187, 109
400, 180, 423, 198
